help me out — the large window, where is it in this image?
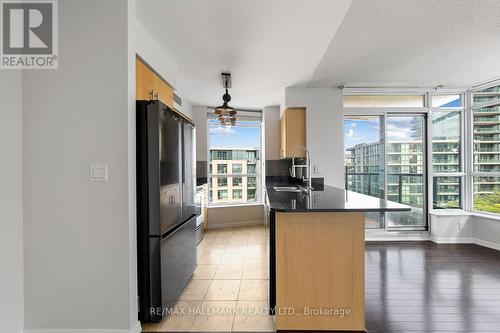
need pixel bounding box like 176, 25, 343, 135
471, 83, 500, 214
232, 163, 242, 173
217, 177, 228, 187
344, 92, 466, 229
344, 115, 385, 228
217, 164, 227, 174
344, 113, 427, 230
431, 94, 464, 209
233, 189, 243, 200
208, 113, 262, 205
344, 84, 500, 219
232, 176, 243, 187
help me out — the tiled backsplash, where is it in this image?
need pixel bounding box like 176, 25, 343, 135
196, 161, 207, 186
265, 159, 290, 177
196, 159, 324, 188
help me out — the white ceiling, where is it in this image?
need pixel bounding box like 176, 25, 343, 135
309, 0, 500, 87
136, 0, 353, 108
136, 0, 500, 108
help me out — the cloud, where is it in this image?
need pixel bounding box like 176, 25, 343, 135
386, 123, 412, 140
209, 126, 236, 137
347, 129, 354, 137
387, 131, 408, 140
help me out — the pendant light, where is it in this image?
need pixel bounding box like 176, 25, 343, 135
214, 73, 237, 126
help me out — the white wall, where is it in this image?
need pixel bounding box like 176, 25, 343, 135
284, 87, 344, 187
0, 71, 24, 333
429, 211, 473, 243
192, 105, 209, 161
22, 0, 134, 331
134, 19, 180, 89
473, 216, 500, 251
181, 99, 193, 120
264, 106, 280, 160
207, 206, 264, 229
134, 14, 194, 121
428, 211, 500, 251
128, 0, 139, 330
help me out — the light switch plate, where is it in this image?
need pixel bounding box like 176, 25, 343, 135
90, 164, 108, 183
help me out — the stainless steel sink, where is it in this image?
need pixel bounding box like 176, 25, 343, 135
273, 185, 305, 192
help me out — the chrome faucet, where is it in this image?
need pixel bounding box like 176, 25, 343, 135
290, 146, 313, 192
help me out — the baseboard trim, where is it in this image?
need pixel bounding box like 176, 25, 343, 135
207, 219, 264, 229
131, 321, 142, 333
24, 323, 141, 333
430, 236, 474, 244
474, 238, 500, 251
427, 236, 500, 251
365, 230, 430, 241
23, 328, 131, 333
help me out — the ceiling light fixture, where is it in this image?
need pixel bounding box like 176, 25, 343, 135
214, 73, 237, 127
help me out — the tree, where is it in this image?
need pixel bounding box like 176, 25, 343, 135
474, 191, 500, 214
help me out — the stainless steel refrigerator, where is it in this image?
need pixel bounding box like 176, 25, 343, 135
136, 100, 197, 322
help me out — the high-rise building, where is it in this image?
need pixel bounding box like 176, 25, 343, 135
346, 102, 500, 212
473, 105, 500, 193
345, 140, 424, 206
209, 148, 260, 204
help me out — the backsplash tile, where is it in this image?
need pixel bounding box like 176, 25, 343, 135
266, 159, 290, 177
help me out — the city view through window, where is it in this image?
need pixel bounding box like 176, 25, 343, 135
208, 117, 261, 205
344, 115, 427, 229
472, 85, 500, 213
345, 90, 500, 222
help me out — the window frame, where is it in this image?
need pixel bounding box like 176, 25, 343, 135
429, 94, 465, 210
206, 110, 264, 206
345, 82, 500, 218
344, 89, 466, 217
468, 81, 500, 216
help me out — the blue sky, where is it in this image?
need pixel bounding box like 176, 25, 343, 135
441, 99, 461, 107
344, 117, 381, 150
209, 123, 260, 148
344, 116, 424, 150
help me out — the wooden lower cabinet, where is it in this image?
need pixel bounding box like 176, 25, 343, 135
275, 212, 365, 331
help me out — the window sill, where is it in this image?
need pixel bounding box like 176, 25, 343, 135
208, 202, 263, 209
472, 211, 500, 222
429, 209, 472, 217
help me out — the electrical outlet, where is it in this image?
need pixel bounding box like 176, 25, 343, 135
90, 164, 108, 183
313, 165, 320, 174
459, 220, 467, 230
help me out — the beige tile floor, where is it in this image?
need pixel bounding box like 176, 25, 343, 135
142, 224, 275, 332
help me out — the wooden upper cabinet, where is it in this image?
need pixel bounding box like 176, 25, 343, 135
152, 74, 173, 108
280, 107, 306, 159
135, 57, 173, 108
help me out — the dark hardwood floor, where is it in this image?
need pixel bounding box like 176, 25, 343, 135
365, 242, 500, 333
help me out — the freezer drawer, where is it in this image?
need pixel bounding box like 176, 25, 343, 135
160, 216, 197, 310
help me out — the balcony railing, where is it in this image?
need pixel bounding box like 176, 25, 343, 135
345, 171, 424, 205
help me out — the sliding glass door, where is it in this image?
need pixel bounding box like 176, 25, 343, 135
344, 114, 428, 230
385, 115, 427, 230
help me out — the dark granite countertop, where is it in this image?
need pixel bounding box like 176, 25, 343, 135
265, 181, 410, 213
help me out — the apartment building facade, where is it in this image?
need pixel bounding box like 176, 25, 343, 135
209, 148, 260, 204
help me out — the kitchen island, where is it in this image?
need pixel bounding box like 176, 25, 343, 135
266, 181, 410, 331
